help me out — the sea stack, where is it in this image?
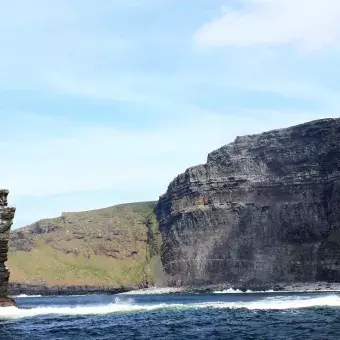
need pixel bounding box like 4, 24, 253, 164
0, 190, 15, 306
156, 118, 340, 287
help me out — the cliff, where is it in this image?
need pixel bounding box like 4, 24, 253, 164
8, 201, 164, 290
0, 190, 15, 306
156, 118, 340, 287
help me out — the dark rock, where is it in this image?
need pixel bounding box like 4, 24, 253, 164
73, 232, 85, 239
8, 283, 130, 296
106, 250, 119, 258
0, 190, 15, 306
127, 251, 138, 258
156, 118, 340, 287
0, 297, 15, 307
9, 231, 36, 252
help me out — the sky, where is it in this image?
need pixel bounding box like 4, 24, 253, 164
1, 0, 340, 228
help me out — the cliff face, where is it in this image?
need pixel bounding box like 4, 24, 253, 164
156, 118, 340, 286
0, 190, 15, 306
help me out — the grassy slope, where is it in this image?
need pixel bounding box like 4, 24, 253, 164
7, 201, 164, 287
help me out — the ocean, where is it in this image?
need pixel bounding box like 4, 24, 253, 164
1, 292, 340, 339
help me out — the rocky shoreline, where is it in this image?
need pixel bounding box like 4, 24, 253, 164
8, 281, 340, 297
181, 281, 340, 294
8, 283, 131, 297
128, 282, 340, 295
0, 297, 15, 307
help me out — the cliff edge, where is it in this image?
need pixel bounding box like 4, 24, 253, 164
156, 118, 340, 287
0, 190, 15, 306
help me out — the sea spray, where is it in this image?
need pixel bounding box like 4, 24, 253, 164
214, 289, 275, 294
12, 294, 42, 298
1, 293, 340, 320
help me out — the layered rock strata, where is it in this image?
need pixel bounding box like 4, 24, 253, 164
0, 190, 15, 306
156, 118, 340, 287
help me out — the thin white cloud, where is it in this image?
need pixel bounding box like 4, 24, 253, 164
195, 0, 340, 49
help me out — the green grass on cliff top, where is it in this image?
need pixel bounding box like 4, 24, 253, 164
7, 201, 164, 287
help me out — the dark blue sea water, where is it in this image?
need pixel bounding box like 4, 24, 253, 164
1, 292, 340, 340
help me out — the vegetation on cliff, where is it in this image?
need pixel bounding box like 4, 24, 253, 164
8, 201, 164, 288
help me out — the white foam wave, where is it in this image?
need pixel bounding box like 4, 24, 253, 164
13, 294, 42, 298
201, 295, 340, 310
214, 289, 340, 294
214, 289, 275, 294
1, 294, 339, 319
0, 303, 177, 319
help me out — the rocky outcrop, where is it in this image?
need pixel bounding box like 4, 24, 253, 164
0, 190, 15, 306
156, 118, 340, 287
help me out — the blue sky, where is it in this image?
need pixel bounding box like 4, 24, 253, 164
1, 0, 340, 228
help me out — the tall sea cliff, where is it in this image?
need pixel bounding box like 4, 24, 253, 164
156, 118, 340, 287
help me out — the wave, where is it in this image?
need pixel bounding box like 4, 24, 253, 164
0, 301, 174, 319
1, 295, 340, 319
214, 289, 340, 294
214, 288, 275, 294
12, 294, 42, 298
201, 295, 340, 310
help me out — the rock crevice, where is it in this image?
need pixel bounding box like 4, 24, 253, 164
156, 118, 340, 286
